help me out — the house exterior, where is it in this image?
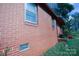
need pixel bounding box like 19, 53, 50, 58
0, 3, 64, 56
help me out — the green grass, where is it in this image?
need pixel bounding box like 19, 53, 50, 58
43, 31, 79, 56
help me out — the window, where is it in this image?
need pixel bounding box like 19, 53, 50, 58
24, 3, 37, 24
52, 20, 56, 29
19, 43, 29, 51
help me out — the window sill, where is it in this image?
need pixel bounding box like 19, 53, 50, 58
19, 47, 30, 52
24, 20, 38, 27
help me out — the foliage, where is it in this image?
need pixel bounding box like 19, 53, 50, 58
43, 42, 77, 56
58, 34, 65, 38
58, 3, 74, 12
57, 3, 74, 17
43, 31, 79, 56
61, 24, 70, 37
0, 47, 11, 56
71, 12, 79, 31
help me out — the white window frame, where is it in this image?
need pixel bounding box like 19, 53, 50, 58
52, 19, 56, 29
24, 3, 38, 25
19, 43, 30, 52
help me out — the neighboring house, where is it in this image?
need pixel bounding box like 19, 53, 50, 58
0, 3, 64, 56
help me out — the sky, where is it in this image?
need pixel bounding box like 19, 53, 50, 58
69, 3, 79, 15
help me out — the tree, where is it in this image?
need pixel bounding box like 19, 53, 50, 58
71, 12, 79, 31
55, 3, 74, 37
56, 3, 74, 17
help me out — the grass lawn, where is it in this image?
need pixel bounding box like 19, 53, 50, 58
43, 31, 79, 56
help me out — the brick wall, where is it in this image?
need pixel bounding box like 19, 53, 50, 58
0, 3, 58, 56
